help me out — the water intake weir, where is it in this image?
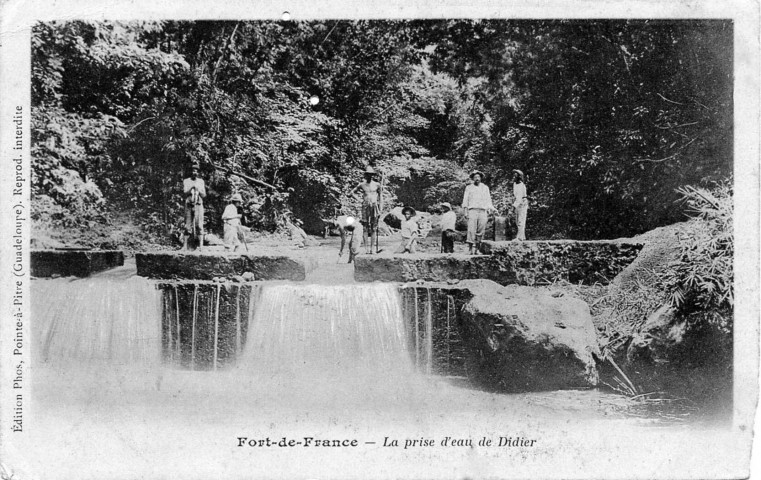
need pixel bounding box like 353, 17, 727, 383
239, 284, 414, 376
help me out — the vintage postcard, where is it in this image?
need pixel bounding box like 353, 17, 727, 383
0, 0, 758, 478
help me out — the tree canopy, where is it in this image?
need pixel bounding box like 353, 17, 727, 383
31, 19, 732, 242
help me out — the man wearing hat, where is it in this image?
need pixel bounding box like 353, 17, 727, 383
348, 165, 382, 254
512, 169, 528, 241
462, 170, 495, 254
222, 193, 247, 251
439, 202, 457, 253
183, 162, 206, 250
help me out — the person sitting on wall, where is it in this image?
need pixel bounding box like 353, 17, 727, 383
337, 216, 363, 263
396, 206, 419, 254
439, 202, 457, 253
222, 193, 247, 252
183, 162, 206, 250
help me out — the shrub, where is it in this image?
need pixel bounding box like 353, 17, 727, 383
660, 183, 733, 314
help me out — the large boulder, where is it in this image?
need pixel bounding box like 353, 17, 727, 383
458, 281, 600, 391
383, 206, 431, 230
626, 304, 680, 367
286, 222, 319, 247
377, 222, 393, 236
625, 304, 732, 402
612, 223, 688, 289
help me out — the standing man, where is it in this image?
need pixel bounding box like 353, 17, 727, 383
183, 162, 206, 250
348, 166, 381, 254
439, 202, 457, 253
462, 170, 494, 255
512, 169, 528, 241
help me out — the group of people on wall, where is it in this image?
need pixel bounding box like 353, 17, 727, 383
333, 166, 530, 261
460, 168, 528, 254
182, 161, 250, 252
181, 162, 529, 256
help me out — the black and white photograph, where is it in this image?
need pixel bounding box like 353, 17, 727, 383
0, 1, 758, 478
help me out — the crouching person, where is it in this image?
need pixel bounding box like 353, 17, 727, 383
338, 216, 364, 263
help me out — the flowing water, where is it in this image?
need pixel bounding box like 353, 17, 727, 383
31, 277, 162, 368
240, 283, 412, 376
19, 275, 734, 480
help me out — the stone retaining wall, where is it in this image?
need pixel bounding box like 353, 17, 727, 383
355, 240, 642, 285
480, 240, 643, 285
31, 249, 124, 277
157, 282, 259, 370
136, 252, 314, 281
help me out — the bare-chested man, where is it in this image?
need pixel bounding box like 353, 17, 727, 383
348, 166, 382, 254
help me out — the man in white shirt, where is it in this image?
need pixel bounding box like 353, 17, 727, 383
439, 202, 457, 253
462, 170, 494, 254
183, 163, 206, 249
512, 169, 528, 241
222, 193, 246, 251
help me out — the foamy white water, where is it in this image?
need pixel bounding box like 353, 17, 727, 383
31, 277, 162, 368
239, 283, 413, 376
19, 277, 734, 480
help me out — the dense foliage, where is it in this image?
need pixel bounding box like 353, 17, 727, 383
31, 20, 732, 243
422, 20, 732, 238
662, 183, 733, 314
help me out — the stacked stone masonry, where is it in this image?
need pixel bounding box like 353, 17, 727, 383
136, 252, 315, 281
31, 249, 125, 277
355, 240, 643, 285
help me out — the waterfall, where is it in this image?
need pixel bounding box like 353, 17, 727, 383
446, 294, 455, 372
158, 282, 259, 370
400, 286, 468, 377
238, 284, 412, 376
33, 277, 465, 379
425, 287, 433, 374
403, 286, 436, 373
32, 277, 162, 368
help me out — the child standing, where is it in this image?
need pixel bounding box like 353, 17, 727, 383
439, 202, 457, 253
396, 206, 419, 254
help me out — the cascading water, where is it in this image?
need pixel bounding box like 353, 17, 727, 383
24, 272, 695, 480
32, 276, 457, 382
238, 283, 413, 376
32, 277, 162, 368
400, 286, 469, 377
159, 282, 259, 369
